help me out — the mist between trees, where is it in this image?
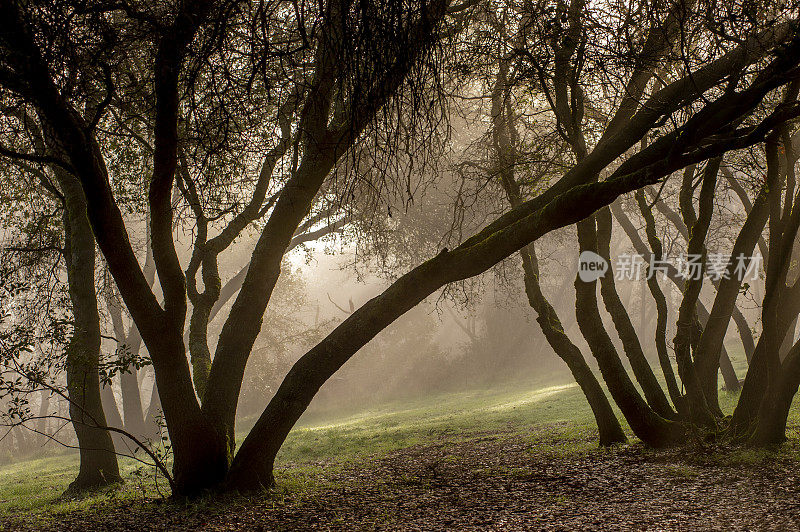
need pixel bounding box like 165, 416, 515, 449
0, 0, 799, 501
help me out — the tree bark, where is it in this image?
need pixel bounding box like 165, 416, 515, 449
595, 207, 676, 419
649, 185, 757, 367
728, 281, 800, 438
2, 0, 797, 493
694, 184, 769, 401
574, 215, 682, 445
202, 1, 451, 455
520, 246, 627, 446
750, 339, 800, 445
490, 48, 625, 446
223, 69, 800, 489
627, 195, 684, 410
672, 159, 719, 426
737, 118, 800, 444
60, 172, 122, 492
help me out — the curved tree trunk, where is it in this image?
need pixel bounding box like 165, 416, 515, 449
694, 183, 769, 402
736, 121, 800, 443
672, 159, 719, 427
649, 185, 757, 369
60, 173, 122, 492
223, 81, 800, 490
489, 52, 625, 447
595, 208, 676, 419
520, 245, 626, 446
574, 216, 682, 445
628, 194, 684, 410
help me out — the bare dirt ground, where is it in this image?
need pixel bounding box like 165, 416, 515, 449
7, 428, 800, 531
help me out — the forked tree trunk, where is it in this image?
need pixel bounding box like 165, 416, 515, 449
672, 159, 719, 427
573, 216, 682, 446
731, 129, 800, 440
488, 56, 626, 446
649, 186, 757, 369
144, 332, 228, 494
106, 292, 148, 438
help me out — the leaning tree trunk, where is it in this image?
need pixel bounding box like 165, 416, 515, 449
489, 56, 626, 446
693, 183, 769, 403
649, 185, 756, 373
221, 93, 795, 490
671, 159, 719, 427
60, 173, 122, 492
573, 216, 682, 446
731, 128, 800, 440
595, 207, 676, 419
519, 245, 627, 446
629, 194, 684, 410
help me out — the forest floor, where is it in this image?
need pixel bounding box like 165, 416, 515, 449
2, 369, 800, 530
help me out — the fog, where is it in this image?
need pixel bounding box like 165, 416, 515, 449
2, 186, 770, 465
2, 2, 799, 525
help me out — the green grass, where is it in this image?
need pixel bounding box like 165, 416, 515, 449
0, 453, 165, 518
2, 363, 800, 522
275, 380, 594, 464
0, 375, 593, 518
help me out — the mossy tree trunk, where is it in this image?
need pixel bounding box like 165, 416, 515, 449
60, 172, 122, 492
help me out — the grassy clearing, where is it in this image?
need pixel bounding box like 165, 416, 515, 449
0, 374, 592, 519
1, 361, 799, 524
275, 379, 594, 464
